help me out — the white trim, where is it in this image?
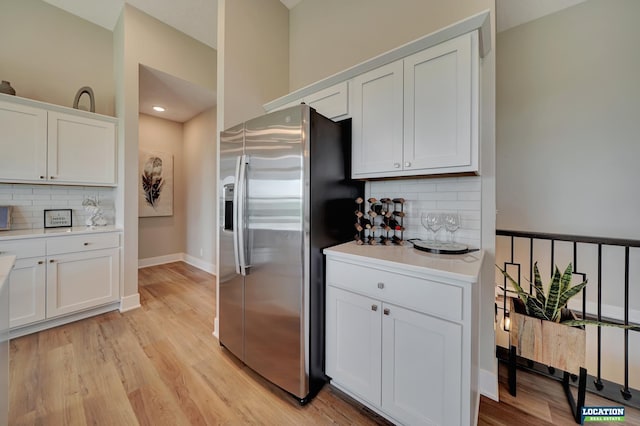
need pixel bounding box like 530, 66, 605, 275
119, 293, 141, 312
9, 302, 120, 339
213, 316, 219, 339
479, 366, 499, 401
138, 253, 183, 268
138, 252, 217, 275
182, 253, 216, 275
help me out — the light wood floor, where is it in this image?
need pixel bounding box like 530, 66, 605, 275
8, 262, 640, 425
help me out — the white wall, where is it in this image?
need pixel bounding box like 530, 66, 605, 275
289, 0, 492, 90
184, 107, 217, 271
0, 0, 115, 115
495, 0, 640, 392
114, 4, 217, 302
138, 114, 185, 260
496, 0, 640, 239
218, 0, 289, 130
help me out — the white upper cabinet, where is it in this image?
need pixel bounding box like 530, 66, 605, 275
403, 32, 477, 174
0, 101, 47, 182
351, 61, 404, 176
0, 95, 117, 186
352, 31, 479, 179
267, 82, 350, 120
48, 111, 116, 185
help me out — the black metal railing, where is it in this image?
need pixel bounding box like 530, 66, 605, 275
496, 229, 640, 409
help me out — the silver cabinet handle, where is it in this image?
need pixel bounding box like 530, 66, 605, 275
383, 308, 390, 316
371, 304, 378, 312
377, 282, 384, 289
393, 163, 400, 168
404, 162, 411, 167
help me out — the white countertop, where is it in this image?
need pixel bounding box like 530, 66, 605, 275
0, 255, 16, 290
0, 226, 122, 242
324, 241, 484, 284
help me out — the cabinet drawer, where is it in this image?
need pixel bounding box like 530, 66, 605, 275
47, 233, 119, 255
327, 259, 463, 322
0, 239, 46, 259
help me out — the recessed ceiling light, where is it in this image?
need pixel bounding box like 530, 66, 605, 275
152, 106, 166, 112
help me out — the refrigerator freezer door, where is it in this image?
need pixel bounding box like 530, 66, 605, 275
219, 124, 245, 361
243, 106, 309, 399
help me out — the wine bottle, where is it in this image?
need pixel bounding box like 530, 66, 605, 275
392, 198, 405, 204
354, 210, 364, 218
392, 211, 406, 217
354, 223, 363, 232
361, 218, 372, 229
367, 197, 377, 204
380, 237, 392, 246
368, 238, 378, 246
367, 210, 378, 218
379, 223, 391, 232
355, 197, 364, 204
379, 197, 392, 204
391, 235, 405, 245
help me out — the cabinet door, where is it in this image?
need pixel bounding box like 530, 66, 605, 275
0, 101, 47, 183
404, 32, 477, 173
8, 258, 46, 328
48, 111, 116, 185
46, 247, 119, 318
382, 304, 462, 426
351, 61, 404, 177
326, 286, 382, 406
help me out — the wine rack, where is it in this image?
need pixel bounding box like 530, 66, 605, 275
354, 197, 405, 245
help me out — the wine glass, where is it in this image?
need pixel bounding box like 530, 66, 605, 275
444, 212, 460, 243
421, 212, 443, 242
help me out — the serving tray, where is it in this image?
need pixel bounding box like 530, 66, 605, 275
410, 239, 471, 254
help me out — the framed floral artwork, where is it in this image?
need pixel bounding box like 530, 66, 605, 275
139, 150, 173, 217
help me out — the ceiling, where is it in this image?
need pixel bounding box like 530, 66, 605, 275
42, 0, 587, 123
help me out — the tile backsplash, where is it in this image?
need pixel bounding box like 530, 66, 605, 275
0, 184, 116, 230
367, 176, 481, 248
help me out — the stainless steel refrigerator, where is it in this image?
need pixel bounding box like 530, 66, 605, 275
218, 104, 363, 403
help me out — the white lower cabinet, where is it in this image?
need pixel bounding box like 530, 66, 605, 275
325, 249, 479, 426
0, 231, 121, 335
326, 286, 382, 406
381, 303, 462, 426
8, 257, 46, 328
46, 247, 119, 318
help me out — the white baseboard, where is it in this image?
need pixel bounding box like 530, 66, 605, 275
10, 302, 120, 339
138, 253, 183, 269
479, 365, 499, 401
213, 316, 219, 339
183, 253, 216, 275
120, 293, 141, 312
138, 252, 217, 275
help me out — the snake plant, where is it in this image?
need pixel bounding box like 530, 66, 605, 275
498, 262, 632, 328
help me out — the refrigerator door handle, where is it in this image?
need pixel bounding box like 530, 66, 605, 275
237, 154, 249, 275
232, 155, 242, 275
